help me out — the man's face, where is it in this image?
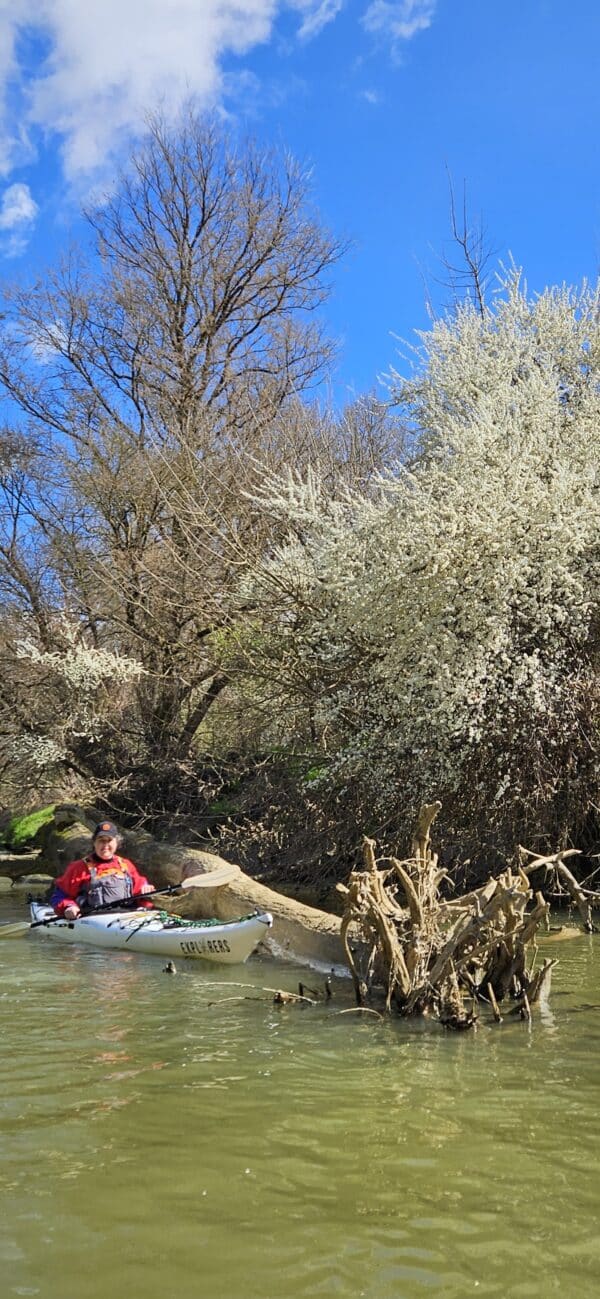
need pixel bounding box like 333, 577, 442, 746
94, 834, 118, 859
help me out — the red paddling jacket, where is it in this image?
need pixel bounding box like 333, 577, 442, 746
51, 854, 154, 916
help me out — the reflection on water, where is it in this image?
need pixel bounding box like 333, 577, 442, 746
1, 899, 599, 1298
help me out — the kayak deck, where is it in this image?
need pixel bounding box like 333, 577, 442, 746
29, 903, 273, 964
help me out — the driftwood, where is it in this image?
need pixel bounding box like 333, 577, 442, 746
205, 979, 333, 1008
338, 807, 562, 1029
518, 847, 596, 932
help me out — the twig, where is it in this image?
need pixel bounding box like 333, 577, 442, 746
486, 982, 503, 1024
336, 1007, 384, 1020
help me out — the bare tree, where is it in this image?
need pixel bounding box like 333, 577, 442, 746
427, 170, 497, 318
0, 113, 343, 449
0, 115, 400, 812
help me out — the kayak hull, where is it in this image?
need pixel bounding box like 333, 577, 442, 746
29, 902, 273, 964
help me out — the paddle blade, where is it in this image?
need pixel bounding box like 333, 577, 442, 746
179, 864, 238, 889
0, 921, 33, 939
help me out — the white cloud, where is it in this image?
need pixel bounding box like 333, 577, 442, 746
0, 1, 437, 186
362, 0, 436, 43
292, 0, 345, 40
14, 0, 280, 179
0, 1, 285, 182
0, 181, 38, 255
0, 181, 37, 229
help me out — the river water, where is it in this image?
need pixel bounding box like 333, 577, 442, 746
1, 895, 599, 1299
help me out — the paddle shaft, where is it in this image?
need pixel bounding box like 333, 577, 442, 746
30, 883, 184, 929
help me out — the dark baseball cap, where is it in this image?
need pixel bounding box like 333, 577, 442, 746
93, 821, 119, 839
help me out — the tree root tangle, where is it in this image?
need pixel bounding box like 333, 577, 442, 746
338, 804, 563, 1029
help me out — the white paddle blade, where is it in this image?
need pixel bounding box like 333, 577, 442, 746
0, 921, 34, 939
179, 864, 238, 889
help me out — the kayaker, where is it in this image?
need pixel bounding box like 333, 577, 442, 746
50, 821, 155, 919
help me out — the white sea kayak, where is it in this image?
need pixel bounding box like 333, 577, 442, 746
29, 901, 273, 964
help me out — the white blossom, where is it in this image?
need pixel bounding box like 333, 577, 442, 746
16, 638, 145, 693
11, 628, 145, 780
242, 273, 600, 842
9, 734, 66, 771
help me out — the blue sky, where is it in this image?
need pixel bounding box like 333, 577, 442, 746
0, 0, 598, 404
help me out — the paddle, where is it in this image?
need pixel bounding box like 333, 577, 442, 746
0, 864, 238, 939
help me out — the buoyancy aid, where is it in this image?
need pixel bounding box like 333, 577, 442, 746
78, 855, 134, 911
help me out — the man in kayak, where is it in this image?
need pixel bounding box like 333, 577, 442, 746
50, 821, 155, 919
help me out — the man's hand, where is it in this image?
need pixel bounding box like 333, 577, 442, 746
63, 903, 81, 920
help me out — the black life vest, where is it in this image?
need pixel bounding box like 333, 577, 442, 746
78, 856, 134, 911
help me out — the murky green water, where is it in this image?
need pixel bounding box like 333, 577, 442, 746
1, 895, 599, 1299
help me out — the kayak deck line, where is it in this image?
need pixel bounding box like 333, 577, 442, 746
99, 909, 267, 930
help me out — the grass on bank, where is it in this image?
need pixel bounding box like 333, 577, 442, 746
2, 805, 56, 852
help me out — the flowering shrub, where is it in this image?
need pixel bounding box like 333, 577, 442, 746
6, 629, 145, 790
15, 638, 144, 694
242, 275, 600, 852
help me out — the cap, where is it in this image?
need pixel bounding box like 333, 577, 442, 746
93, 820, 119, 840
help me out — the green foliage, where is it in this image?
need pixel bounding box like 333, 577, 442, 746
207, 796, 239, 818
304, 765, 327, 784
4, 805, 56, 851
